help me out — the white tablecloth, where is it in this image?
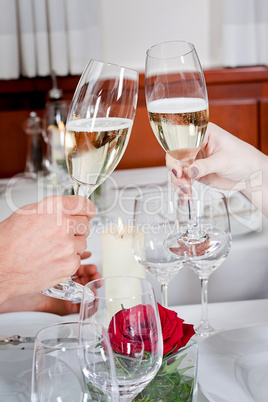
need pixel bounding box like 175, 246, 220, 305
0, 166, 268, 307
61, 298, 268, 402
1, 299, 266, 401
35, 299, 268, 402
1, 167, 268, 401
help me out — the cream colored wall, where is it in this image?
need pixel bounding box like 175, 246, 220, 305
98, 0, 223, 71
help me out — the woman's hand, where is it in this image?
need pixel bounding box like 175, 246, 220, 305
166, 122, 268, 213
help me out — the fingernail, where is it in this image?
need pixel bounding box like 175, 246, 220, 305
191, 167, 199, 179
178, 184, 188, 194
172, 169, 178, 178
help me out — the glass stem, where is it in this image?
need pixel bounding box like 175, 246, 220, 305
161, 283, 168, 307
182, 165, 198, 236
187, 193, 197, 232
200, 277, 209, 330
75, 183, 95, 198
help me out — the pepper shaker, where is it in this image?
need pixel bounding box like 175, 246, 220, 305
23, 111, 44, 179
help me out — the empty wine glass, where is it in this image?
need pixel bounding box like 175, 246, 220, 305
172, 187, 232, 337
77, 321, 119, 401
31, 322, 90, 401
42, 59, 139, 302
145, 40, 209, 253
79, 276, 163, 401
31, 321, 119, 401
132, 188, 184, 307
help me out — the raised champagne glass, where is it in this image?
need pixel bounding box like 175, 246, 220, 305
145, 40, 209, 257
41, 59, 139, 302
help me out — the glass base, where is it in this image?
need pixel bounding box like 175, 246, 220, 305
41, 278, 94, 303
194, 324, 216, 338
165, 225, 229, 261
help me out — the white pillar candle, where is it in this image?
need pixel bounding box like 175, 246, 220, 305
101, 219, 146, 313
102, 219, 145, 280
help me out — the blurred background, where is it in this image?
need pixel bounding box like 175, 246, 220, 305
0, 0, 268, 178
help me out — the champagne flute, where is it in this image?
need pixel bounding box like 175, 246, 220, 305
65, 60, 138, 198
132, 188, 184, 307
42, 60, 139, 302
175, 187, 231, 337
145, 40, 209, 254
79, 276, 163, 401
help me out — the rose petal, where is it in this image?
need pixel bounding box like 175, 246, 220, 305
157, 303, 195, 356
108, 304, 159, 357
181, 323, 195, 347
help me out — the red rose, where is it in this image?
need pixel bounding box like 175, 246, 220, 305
108, 304, 159, 357
158, 303, 195, 356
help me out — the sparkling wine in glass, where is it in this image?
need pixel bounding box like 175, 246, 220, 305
79, 276, 163, 401
172, 187, 231, 336
145, 40, 209, 253
65, 60, 138, 199
41, 60, 139, 302
132, 188, 184, 307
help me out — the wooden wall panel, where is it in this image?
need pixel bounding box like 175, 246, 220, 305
260, 99, 268, 155
117, 105, 166, 169
0, 110, 31, 177
209, 99, 259, 147
207, 82, 262, 101
0, 67, 268, 177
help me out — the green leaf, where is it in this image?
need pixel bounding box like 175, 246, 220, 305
133, 351, 196, 402
177, 366, 194, 375
161, 353, 187, 375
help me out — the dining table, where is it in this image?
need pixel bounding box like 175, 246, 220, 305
0, 165, 267, 401
1, 165, 267, 306
1, 299, 267, 401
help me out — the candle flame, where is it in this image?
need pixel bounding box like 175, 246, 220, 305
58, 121, 65, 131
117, 217, 124, 238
